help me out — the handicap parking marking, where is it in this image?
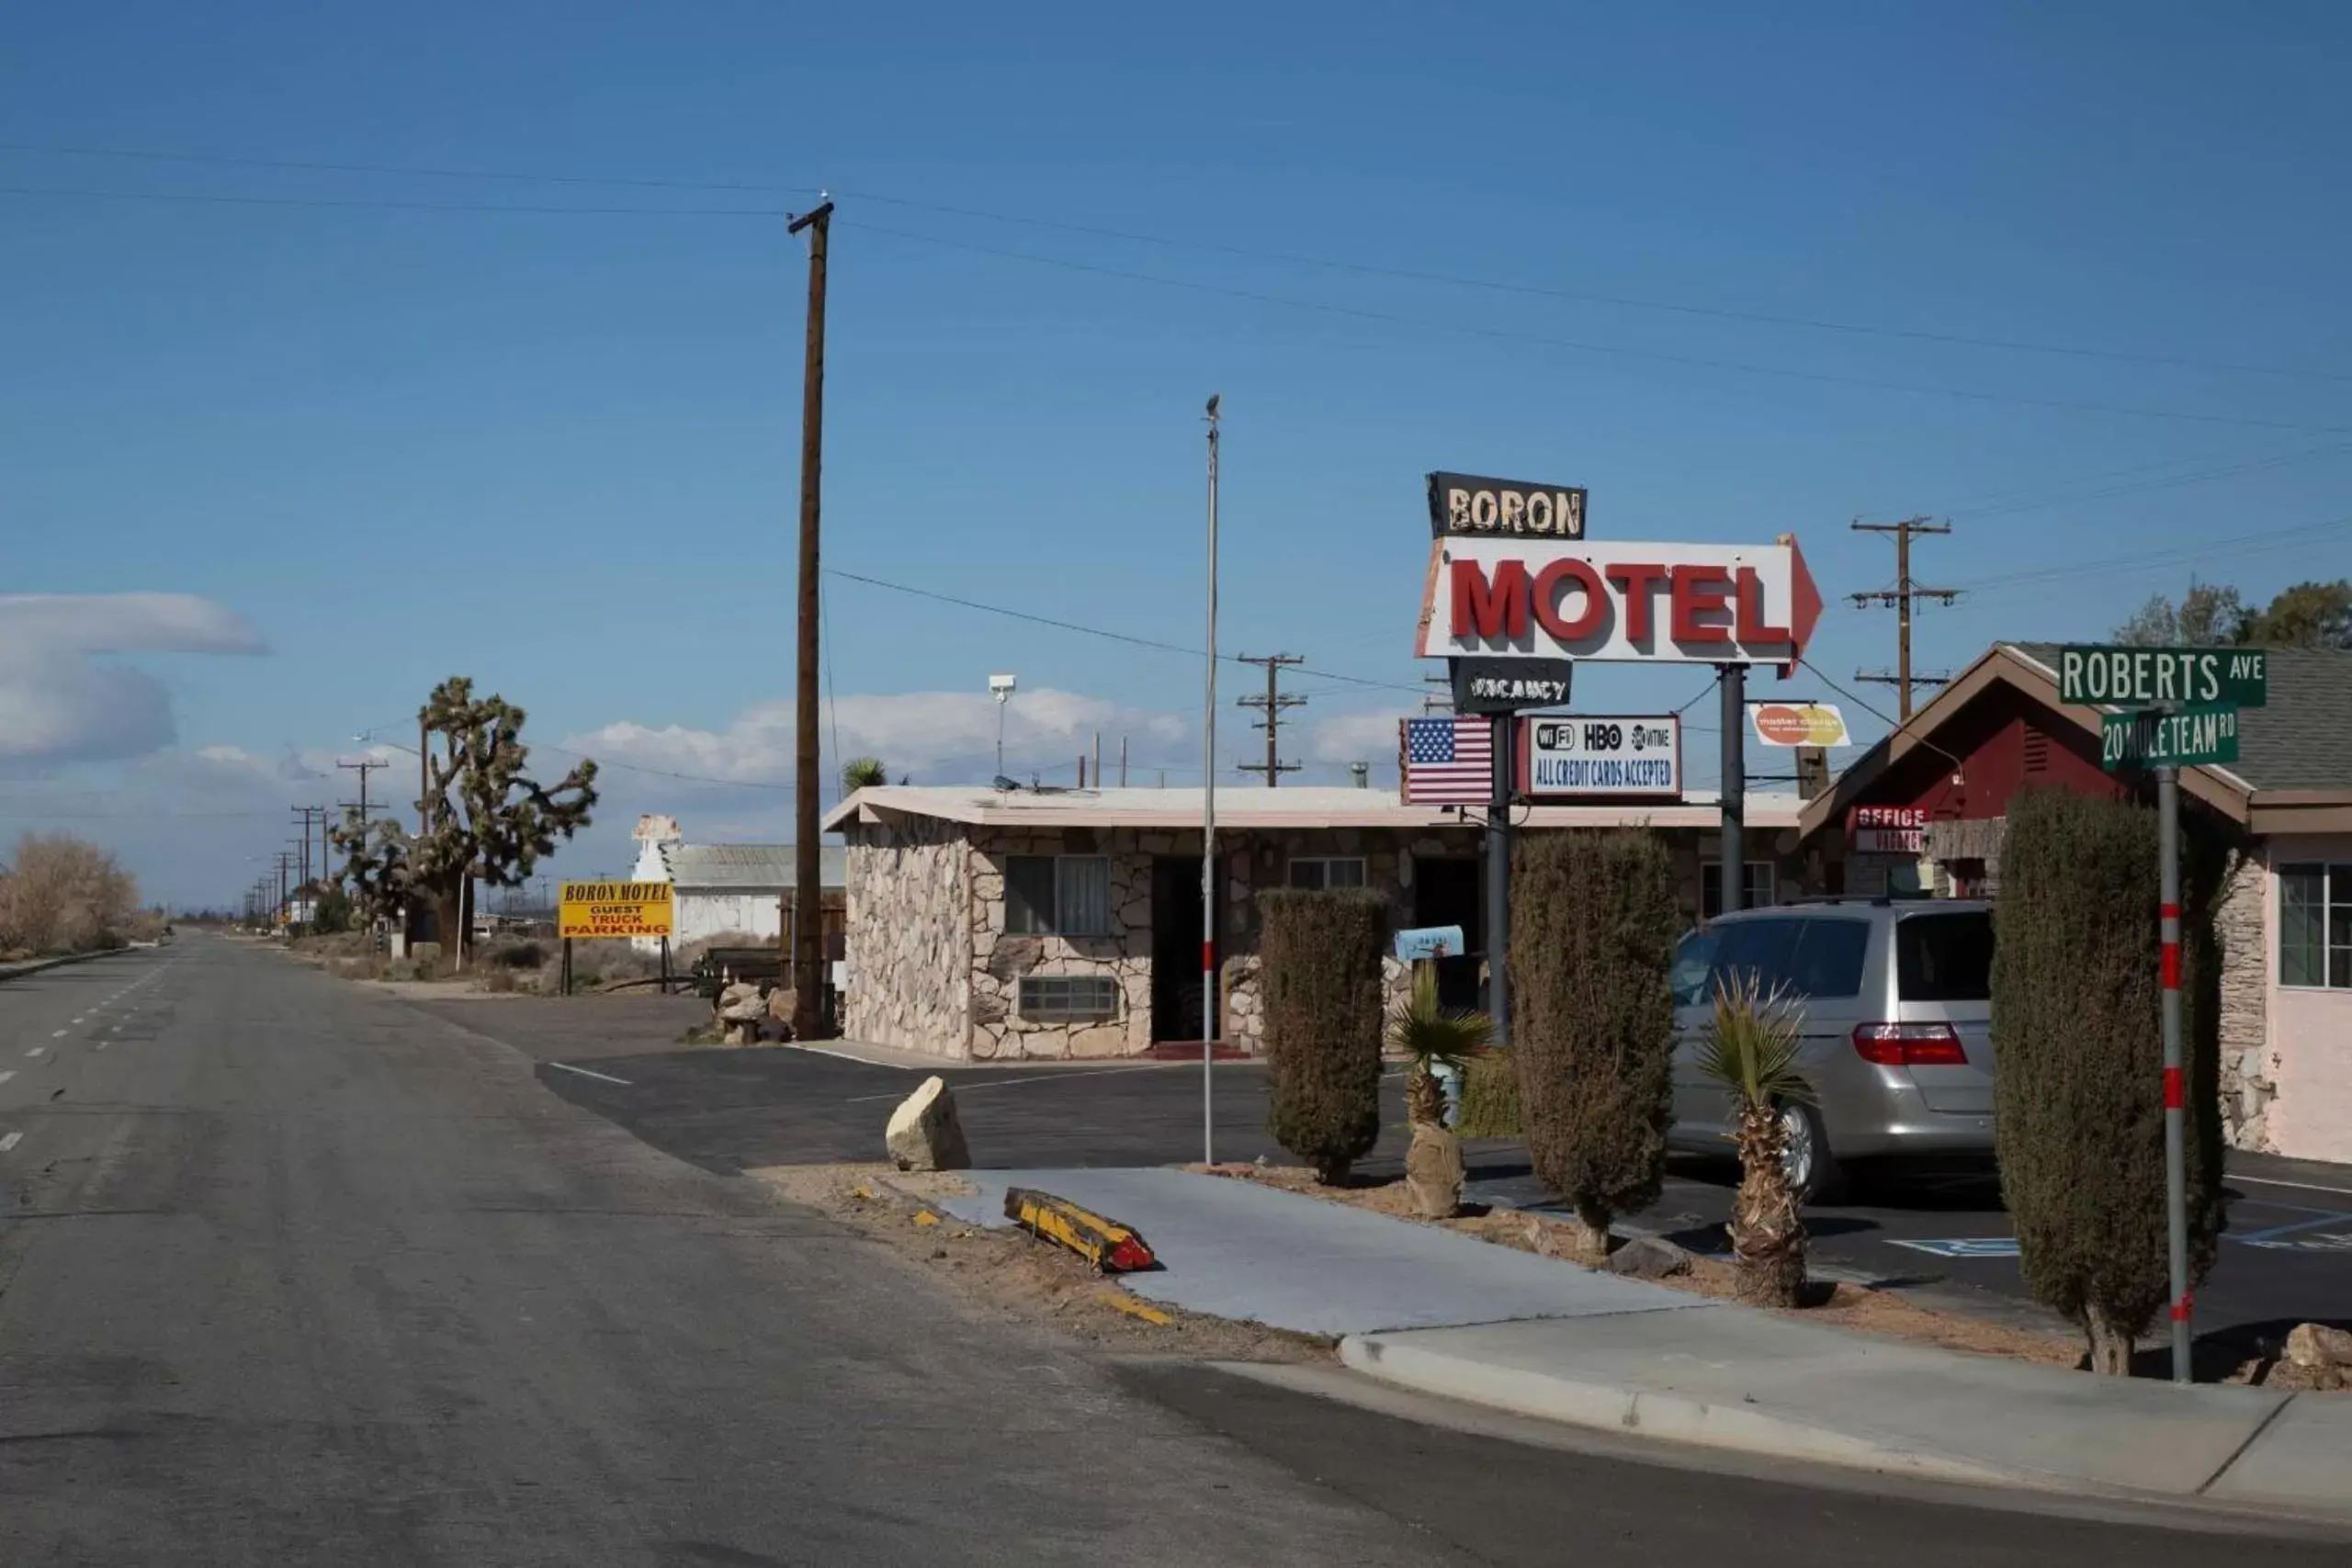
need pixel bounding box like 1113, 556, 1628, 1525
1886, 1236, 2020, 1259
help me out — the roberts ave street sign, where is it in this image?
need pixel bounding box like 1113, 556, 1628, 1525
2058, 645, 2268, 708
2100, 704, 2242, 772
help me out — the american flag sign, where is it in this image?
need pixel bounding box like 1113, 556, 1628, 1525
1401, 716, 1495, 805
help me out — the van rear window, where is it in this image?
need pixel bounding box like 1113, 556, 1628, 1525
1698, 917, 1871, 1000
1896, 912, 1994, 1001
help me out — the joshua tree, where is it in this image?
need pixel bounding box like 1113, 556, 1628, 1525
1698, 973, 1812, 1307
841, 756, 889, 794
408, 677, 597, 959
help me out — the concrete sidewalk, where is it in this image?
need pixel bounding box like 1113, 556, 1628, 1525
944, 1167, 2352, 1525
937, 1168, 1713, 1337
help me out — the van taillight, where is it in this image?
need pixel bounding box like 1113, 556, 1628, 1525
1852, 1022, 1967, 1066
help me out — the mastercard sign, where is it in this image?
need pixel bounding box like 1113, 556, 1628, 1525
1747, 702, 1849, 748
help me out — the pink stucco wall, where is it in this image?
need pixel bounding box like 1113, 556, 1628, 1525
2265, 834, 2352, 1165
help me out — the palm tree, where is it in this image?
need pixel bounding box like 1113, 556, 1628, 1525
1387, 964, 1494, 1127
1697, 972, 1812, 1307
840, 757, 889, 795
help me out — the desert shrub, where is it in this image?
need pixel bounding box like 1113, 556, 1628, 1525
1994, 786, 2227, 1373
1259, 889, 1385, 1184
1511, 829, 1679, 1252
0, 833, 138, 953
488, 940, 546, 969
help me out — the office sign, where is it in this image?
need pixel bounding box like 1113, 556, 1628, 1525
1749, 701, 1849, 747
1418, 536, 1824, 666
1451, 656, 1574, 714
1427, 470, 1587, 540
2057, 646, 2267, 708
558, 880, 675, 940
1518, 715, 1681, 799
1849, 805, 1928, 855
2100, 704, 2241, 772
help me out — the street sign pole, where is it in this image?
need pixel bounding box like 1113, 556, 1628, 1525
1720, 665, 1746, 914
1487, 712, 1512, 1050
2158, 761, 2191, 1385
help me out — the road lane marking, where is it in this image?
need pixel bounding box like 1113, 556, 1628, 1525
2233, 1174, 2352, 1201
0, 1133, 20, 1153
26, 1047, 47, 1058
70, 1017, 83, 1024
51, 1030, 66, 1038
547, 1061, 633, 1087
843, 1063, 1192, 1103
0, 1070, 13, 1086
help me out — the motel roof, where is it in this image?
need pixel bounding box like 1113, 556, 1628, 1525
823, 784, 1803, 835
1798, 641, 2352, 840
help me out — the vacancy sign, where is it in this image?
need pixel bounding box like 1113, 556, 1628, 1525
1417, 536, 1823, 666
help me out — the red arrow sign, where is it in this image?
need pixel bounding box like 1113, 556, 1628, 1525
1419, 536, 1823, 668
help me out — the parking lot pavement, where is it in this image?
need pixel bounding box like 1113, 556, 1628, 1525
422, 996, 2352, 1348
421, 996, 1423, 1176
1472, 1149, 2352, 1343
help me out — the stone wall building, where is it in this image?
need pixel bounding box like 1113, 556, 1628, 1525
1799, 641, 2352, 1162
826, 785, 1806, 1062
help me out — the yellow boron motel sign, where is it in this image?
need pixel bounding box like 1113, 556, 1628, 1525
558, 881, 674, 940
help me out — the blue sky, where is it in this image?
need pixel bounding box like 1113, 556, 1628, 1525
5, 1, 2349, 906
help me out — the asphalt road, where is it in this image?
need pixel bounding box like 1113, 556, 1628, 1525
6, 945, 2342, 1562
435, 996, 2352, 1348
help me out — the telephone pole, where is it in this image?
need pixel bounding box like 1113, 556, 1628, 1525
291, 807, 326, 893
788, 197, 834, 1043
338, 758, 383, 832
1236, 653, 1306, 785
1849, 516, 1958, 721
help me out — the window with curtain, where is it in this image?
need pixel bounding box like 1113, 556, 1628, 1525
1701, 861, 1777, 919
1003, 853, 1111, 937
2279, 863, 2351, 989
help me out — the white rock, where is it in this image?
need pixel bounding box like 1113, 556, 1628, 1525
886, 1076, 971, 1171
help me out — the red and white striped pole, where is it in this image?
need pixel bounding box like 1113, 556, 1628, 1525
2158, 762, 2191, 1384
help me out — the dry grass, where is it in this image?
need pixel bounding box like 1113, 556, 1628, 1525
752, 1163, 1331, 1363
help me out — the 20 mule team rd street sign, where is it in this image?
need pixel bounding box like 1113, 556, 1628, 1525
1418, 536, 1824, 666
2101, 705, 2242, 772
2057, 646, 2268, 708
558, 880, 674, 940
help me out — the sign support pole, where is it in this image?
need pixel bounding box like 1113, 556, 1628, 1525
1720, 665, 1746, 914
2158, 761, 2191, 1384
561, 937, 572, 998
1486, 712, 1512, 1049
1201, 395, 1220, 1168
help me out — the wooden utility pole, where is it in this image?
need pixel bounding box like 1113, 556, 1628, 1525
1236, 653, 1305, 785
1850, 516, 1958, 721
789, 197, 834, 1042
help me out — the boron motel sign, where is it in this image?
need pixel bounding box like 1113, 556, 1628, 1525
1417, 536, 1824, 666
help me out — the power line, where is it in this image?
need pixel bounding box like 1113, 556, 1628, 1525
6, 137, 2345, 383
6, 181, 2347, 434
826, 567, 1430, 697
840, 220, 2352, 437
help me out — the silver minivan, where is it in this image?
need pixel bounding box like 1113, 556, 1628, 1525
1666, 898, 1996, 1201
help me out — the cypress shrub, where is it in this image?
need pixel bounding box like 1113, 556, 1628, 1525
1993, 787, 2227, 1374
1511, 829, 1680, 1255
1453, 1048, 1523, 1138
1259, 888, 1386, 1184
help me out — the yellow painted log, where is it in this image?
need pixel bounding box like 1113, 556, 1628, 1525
1002, 1187, 1158, 1273
1098, 1290, 1172, 1326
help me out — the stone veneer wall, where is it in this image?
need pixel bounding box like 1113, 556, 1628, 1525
842, 817, 972, 1058
2216, 852, 2274, 1151
967, 827, 1154, 1060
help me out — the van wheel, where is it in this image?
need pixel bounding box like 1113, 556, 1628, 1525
1777, 1101, 1847, 1206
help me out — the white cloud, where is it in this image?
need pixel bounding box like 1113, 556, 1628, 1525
571, 687, 1188, 785
0, 593, 266, 765
1306, 711, 1405, 765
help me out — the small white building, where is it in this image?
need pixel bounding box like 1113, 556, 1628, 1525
626, 824, 846, 953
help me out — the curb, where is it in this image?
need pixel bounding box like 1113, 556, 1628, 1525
0, 948, 126, 985
1339, 1332, 2021, 1489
